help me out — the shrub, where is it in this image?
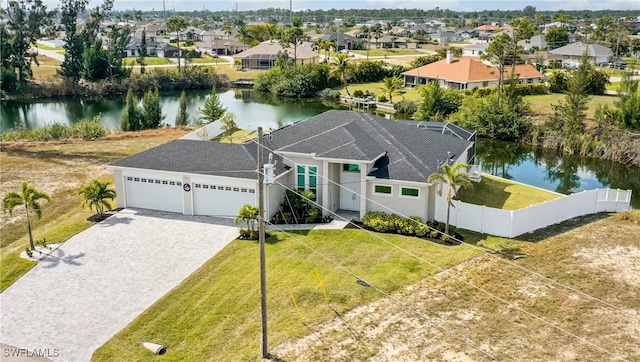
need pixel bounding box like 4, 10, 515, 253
430, 230, 440, 238
377, 94, 387, 102
70, 115, 109, 140
363, 212, 431, 237
320, 88, 341, 99
441, 234, 451, 244
394, 100, 418, 114
352, 90, 365, 97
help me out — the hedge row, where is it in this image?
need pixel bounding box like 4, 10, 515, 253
362, 211, 458, 242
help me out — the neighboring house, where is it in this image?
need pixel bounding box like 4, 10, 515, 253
431, 29, 461, 43
474, 24, 500, 32
125, 38, 181, 58
462, 42, 490, 57
408, 24, 438, 35
377, 35, 410, 49
233, 41, 320, 70
517, 34, 547, 51
389, 26, 411, 37
183, 26, 209, 42
144, 22, 167, 37
109, 110, 475, 222
458, 29, 479, 39
202, 38, 248, 55
321, 32, 360, 51
401, 52, 546, 90
548, 41, 613, 65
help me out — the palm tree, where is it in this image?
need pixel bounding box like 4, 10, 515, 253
360, 25, 370, 60
3, 181, 51, 250
427, 163, 471, 236
379, 76, 404, 104
78, 180, 117, 216
329, 53, 356, 96
372, 25, 383, 49
236, 25, 252, 49
315, 39, 334, 62
222, 23, 232, 39
235, 203, 259, 236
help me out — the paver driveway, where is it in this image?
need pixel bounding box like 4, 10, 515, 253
0, 209, 239, 362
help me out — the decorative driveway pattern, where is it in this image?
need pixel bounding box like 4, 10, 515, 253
0, 209, 238, 362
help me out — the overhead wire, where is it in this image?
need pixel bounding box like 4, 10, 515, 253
266, 221, 501, 361
252, 138, 632, 359
253, 137, 633, 314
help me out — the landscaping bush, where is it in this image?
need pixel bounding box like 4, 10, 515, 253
377, 94, 387, 102
255, 63, 330, 98
362, 212, 430, 238
394, 100, 418, 114
320, 88, 341, 99
352, 90, 365, 98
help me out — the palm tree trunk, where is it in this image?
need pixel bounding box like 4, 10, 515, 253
25, 204, 35, 250
445, 198, 451, 236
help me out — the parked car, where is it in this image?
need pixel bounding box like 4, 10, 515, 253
595, 61, 609, 67
610, 61, 627, 70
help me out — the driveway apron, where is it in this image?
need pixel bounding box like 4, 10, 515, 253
0, 209, 238, 362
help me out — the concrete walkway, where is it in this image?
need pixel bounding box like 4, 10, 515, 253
0, 209, 238, 362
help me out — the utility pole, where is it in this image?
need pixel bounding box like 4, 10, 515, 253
257, 127, 268, 359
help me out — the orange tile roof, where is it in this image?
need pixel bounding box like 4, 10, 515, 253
401, 58, 544, 83
474, 24, 500, 31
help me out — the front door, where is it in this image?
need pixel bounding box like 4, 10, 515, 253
340, 166, 361, 211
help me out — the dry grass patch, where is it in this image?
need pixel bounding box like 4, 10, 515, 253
0, 127, 190, 290
273, 213, 640, 361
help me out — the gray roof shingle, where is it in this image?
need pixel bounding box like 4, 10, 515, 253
110, 110, 473, 183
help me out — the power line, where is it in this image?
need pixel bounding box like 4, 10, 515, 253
265, 177, 629, 360
253, 138, 632, 315
266, 221, 500, 361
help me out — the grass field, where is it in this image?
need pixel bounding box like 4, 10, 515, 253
524, 94, 617, 120
0, 128, 192, 291
190, 56, 227, 64
34, 44, 65, 52
122, 57, 173, 66
456, 174, 561, 210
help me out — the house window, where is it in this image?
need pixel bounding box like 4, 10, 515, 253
374, 185, 392, 196
195, 184, 201, 188
134, 177, 140, 182
482, 81, 489, 87
225, 186, 232, 191
527, 78, 533, 84
343, 164, 360, 172
162, 180, 168, 185
401, 187, 420, 198
141, 178, 147, 182
296, 165, 317, 192
169, 181, 176, 185
249, 189, 255, 193
155, 180, 161, 184
127, 177, 132, 181
233, 187, 240, 192
203, 184, 209, 189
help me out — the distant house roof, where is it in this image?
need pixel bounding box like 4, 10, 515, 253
474, 24, 500, 32
548, 42, 613, 57
110, 110, 473, 183
463, 42, 490, 52
517, 34, 547, 50
235, 41, 319, 60
401, 57, 545, 83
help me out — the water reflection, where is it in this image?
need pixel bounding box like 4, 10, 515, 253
478, 138, 639, 208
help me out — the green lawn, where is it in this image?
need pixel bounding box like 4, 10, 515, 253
93, 229, 486, 361
334, 82, 422, 102
524, 94, 617, 119
606, 82, 623, 92
122, 57, 173, 66
35, 44, 64, 51
456, 174, 561, 210
190, 56, 227, 64
351, 48, 423, 57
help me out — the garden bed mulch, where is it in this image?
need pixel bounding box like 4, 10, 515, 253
86, 208, 123, 223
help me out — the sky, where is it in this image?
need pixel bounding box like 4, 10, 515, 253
40, 0, 640, 12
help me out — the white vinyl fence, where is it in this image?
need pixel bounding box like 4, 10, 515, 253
435, 188, 632, 238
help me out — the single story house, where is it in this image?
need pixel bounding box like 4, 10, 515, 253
233, 42, 320, 70
462, 42, 490, 57
203, 38, 247, 55
320, 32, 360, 51
401, 52, 546, 90
548, 41, 613, 65
125, 38, 182, 58
431, 30, 462, 43
517, 34, 547, 51
108, 110, 475, 222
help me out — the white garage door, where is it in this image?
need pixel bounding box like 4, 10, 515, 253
193, 182, 256, 218
125, 176, 183, 213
